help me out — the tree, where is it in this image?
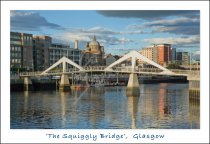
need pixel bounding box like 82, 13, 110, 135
166, 63, 182, 69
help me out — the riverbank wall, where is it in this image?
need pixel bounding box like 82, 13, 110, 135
11, 76, 188, 92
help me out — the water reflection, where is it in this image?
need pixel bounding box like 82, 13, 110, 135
62, 87, 106, 129
104, 87, 126, 128
126, 88, 140, 129
138, 83, 190, 128
189, 93, 200, 128
11, 84, 200, 129
24, 91, 29, 112
84, 87, 105, 128
60, 92, 66, 127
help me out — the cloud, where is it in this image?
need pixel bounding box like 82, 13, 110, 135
97, 35, 133, 46
143, 35, 200, 47
144, 17, 199, 26
127, 17, 200, 35
192, 50, 200, 61
84, 27, 118, 35
97, 10, 199, 20
54, 26, 118, 42
149, 17, 199, 35
193, 50, 200, 55
124, 30, 146, 35
10, 11, 64, 31
54, 26, 133, 48
93, 25, 144, 35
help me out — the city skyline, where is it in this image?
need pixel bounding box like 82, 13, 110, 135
11, 10, 200, 58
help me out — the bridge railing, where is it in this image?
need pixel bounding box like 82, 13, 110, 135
46, 70, 63, 74
19, 66, 200, 78
111, 67, 164, 73
170, 69, 200, 75
83, 66, 106, 71
19, 71, 42, 76
138, 68, 163, 73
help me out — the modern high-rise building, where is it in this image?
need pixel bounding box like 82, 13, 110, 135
138, 44, 171, 67
10, 32, 22, 69
176, 52, 189, 65
22, 33, 33, 70
11, 31, 83, 71
10, 32, 33, 71
152, 47, 158, 64
171, 48, 177, 63
139, 47, 153, 61
33, 36, 52, 71
138, 46, 158, 66
49, 43, 81, 68
154, 44, 171, 66
81, 36, 105, 66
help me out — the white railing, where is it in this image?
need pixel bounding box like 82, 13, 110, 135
83, 66, 106, 71
19, 66, 200, 78
19, 71, 42, 76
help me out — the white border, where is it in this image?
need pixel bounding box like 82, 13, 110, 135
1, 1, 209, 143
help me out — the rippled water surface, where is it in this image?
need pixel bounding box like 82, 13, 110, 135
11, 83, 199, 129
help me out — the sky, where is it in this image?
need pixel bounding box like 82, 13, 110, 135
10, 10, 200, 58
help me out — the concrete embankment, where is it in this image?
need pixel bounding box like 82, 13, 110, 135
11, 76, 188, 92
11, 79, 56, 91
187, 73, 200, 99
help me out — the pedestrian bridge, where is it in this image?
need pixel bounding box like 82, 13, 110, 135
20, 50, 189, 76
20, 66, 192, 77
19, 50, 199, 91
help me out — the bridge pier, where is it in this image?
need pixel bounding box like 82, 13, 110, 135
127, 73, 140, 89
126, 73, 140, 95
59, 74, 70, 92
23, 76, 33, 91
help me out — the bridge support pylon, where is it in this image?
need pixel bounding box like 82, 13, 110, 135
23, 76, 33, 91
59, 74, 70, 92
127, 73, 140, 89
127, 73, 140, 96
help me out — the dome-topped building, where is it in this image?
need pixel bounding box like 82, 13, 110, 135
89, 35, 100, 46
82, 36, 105, 66
85, 35, 103, 54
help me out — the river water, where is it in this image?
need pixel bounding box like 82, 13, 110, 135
10, 83, 199, 129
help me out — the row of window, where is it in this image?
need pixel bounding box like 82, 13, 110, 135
24, 36, 32, 44
11, 59, 21, 63
10, 46, 21, 51
49, 50, 80, 54
11, 35, 21, 40
49, 53, 80, 56
49, 56, 79, 60
11, 53, 21, 58
50, 60, 79, 64
11, 41, 21, 45
49, 54, 80, 57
